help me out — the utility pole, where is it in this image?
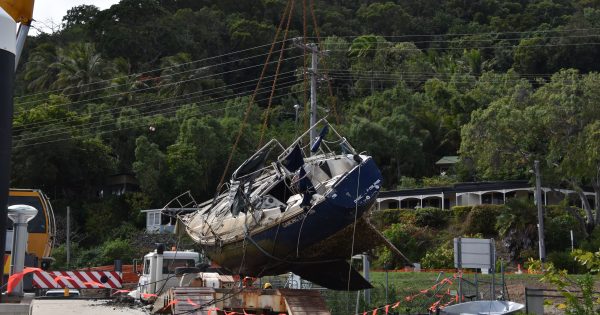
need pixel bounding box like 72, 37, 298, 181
0, 6, 17, 301
293, 38, 320, 151
534, 160, 546, 269
67, 206, 71, 269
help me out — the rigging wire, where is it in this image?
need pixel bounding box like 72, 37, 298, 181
309, 0, 341, 125
346, 164, 362, 292
257, 0, 296, 148
215, 0, 294, 196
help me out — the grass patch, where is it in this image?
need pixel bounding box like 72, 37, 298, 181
323, 271, 547, 315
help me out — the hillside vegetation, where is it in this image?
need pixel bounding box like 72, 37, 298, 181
371, 200, 596, 273
11, 0, 600, 266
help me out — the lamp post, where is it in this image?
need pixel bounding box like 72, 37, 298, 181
7, 204, 37, 296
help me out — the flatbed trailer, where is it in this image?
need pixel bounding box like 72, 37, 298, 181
153, 287, 330, 315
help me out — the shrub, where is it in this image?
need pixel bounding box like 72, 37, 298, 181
101, 238, 134, 265
377, 223, 433, 268
463, 205, 503, 236
545, 214, 582, 252
76, 247, 103, 268
422, 175, 456, 187
578, 226, 600, 252
451, 206, 472, 219
414, 207, 451, 228
543, 250, 600, 315
51, 243, 81, 270
546, 251, 586, 274
421, 243, 454, 269
372, 209, 416, 228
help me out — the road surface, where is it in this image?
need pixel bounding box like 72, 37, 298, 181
31, 299, 148, 315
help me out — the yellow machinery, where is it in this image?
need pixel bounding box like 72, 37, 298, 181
5, 189, 56, 273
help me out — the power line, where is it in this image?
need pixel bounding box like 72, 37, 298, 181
14, 39, 293, 101
321, 34, 600, 47
14, 70, 300, 132
14, 89, 300, 149
16, 45, 298, 107
21, 28, 598, 97
323, 41, 600, 51
325, 69, 556, 77
16, 34, 599, 110
13, 80, 301, 144
307, 27, 600, 40
15, 53, 303, 111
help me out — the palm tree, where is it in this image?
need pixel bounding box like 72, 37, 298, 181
158, 53, 225, 99
51, 43, 116, 101
23, 43, 60, 92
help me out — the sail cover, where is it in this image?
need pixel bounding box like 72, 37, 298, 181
310, 125, 329, 153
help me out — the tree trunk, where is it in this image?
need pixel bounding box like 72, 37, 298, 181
572, 180, 595, 225
566, 206, 589, 238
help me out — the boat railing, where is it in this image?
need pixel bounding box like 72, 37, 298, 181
277, 118, 357, 162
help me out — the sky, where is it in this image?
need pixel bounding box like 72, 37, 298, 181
31, 0, 120, 34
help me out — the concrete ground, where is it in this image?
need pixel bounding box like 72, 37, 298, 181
31, 299, 148, 315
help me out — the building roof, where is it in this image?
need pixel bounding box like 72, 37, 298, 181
435, 156, 460, 165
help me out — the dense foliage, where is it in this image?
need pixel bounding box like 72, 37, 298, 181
10, 0, 600, 261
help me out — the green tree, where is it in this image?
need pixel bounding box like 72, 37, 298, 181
461, 70, 600, 235
158, 53, 225, 98
51, 43, 116, 100
133, 136, 168, 205
22, 44, 60, 93
12, 96, 116, 198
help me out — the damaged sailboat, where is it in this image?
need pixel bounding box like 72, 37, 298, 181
177, 119, 382, 290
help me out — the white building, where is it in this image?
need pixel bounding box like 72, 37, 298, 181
376, 180, 597, 210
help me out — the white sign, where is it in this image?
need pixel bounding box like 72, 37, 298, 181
454, 237, 495, 270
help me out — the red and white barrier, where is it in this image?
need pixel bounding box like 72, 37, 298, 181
32, 271, 122, 289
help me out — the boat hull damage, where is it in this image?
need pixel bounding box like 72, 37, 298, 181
178, 120, 383, 290
202, 158, 381, 290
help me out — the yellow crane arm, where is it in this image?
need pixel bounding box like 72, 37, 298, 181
0, 0, 34, 24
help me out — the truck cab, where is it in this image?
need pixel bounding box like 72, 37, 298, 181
137, 249, 200, 301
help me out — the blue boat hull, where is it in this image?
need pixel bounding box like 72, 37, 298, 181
204, 157, 382, 279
